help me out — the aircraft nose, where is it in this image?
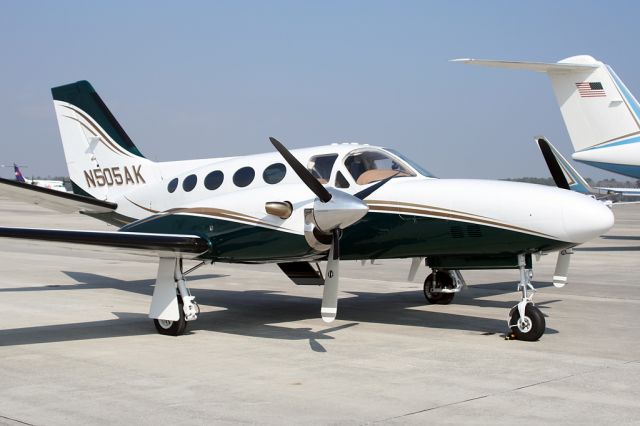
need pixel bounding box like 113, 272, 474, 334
562, 195, 614, 243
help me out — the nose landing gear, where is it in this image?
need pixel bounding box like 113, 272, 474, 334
507, 254, 545, 341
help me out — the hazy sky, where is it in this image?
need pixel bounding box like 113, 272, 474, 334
1, 1, 638, 180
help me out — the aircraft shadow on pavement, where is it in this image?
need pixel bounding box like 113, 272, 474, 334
0, 272, 559, 349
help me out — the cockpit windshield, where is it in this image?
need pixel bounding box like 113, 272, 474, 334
384, 148, 434, 178
344, 149, 416, 185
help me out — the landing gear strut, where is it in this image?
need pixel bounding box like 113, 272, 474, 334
508, 254, 545, 341
150, 258, 201, 336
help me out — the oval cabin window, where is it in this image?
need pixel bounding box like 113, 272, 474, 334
167, 178, 179, 193
182, 174, 197, 192
204, 170, 224, 190
233, 167, 255, 187
263, 163, 286, 184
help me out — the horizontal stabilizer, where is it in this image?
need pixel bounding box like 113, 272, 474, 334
0, 177, 116, 214
0, 227, 210, 257
452, 58, 598, 73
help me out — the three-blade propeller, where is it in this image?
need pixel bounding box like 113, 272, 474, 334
269, 137, 395, 322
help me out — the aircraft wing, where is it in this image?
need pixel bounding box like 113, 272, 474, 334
0, 177, 115, 214
0, 227, 210, 258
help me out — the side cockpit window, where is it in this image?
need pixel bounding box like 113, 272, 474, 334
307, 154, 338, 184
344, 149, 414, 185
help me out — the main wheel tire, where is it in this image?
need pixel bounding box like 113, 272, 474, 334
423, 272, 455, 305
509, 304, 545, 341
153, 298, 188, 336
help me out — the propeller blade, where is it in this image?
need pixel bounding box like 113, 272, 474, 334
321, 243, 340, 323
353, 172, 400, 200
331, 228, 340, 260
536, 138, 570, 190
269, 137, 332, 203
553, 248, 572, 288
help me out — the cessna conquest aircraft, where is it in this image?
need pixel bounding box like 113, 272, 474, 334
0, 81, 614, 341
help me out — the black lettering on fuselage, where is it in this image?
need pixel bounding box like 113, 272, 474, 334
124, 167, 134, 184
82, 165, 145, 188
112, 167, 123, 185
133, 165, 146, 184
84, 170, 96, 187
103, 168, 114, 185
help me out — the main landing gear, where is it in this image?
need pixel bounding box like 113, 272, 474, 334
423, 270, 465, 305
507, 254, 545, 341
150, 258, 202, 336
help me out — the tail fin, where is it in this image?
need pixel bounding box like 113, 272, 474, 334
535, 137, 593, 194
51, 81, 158, 200
13, 163, 26, 183
456, 56, 640, 152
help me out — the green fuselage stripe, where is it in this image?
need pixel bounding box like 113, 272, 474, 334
120, 212, 571, 262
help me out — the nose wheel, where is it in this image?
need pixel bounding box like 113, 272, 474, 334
507, 253, 546, 341
508, 303, 545, 341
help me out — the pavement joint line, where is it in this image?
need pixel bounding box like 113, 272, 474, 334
0, 414, 36, 426
376, 363, 620, 422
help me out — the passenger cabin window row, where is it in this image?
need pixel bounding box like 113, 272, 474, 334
167, 162, 287, 193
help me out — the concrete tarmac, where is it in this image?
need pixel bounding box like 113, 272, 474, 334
0, 199, 639, 425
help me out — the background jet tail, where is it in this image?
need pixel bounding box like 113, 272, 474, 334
535, 137, 593, 194
457, 55, 640, 153
51, 81, 160, 201
13, 163, 27, 183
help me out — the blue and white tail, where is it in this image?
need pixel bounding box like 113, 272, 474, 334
52, 81, 160, 201
457, 55, 640, 178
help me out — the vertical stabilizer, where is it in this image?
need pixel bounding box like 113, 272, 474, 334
548, 55, 640, 152
535, 137, 593, 194
457, 56, 640, 152
51, 81, 159, 201
13, 164, 26, 183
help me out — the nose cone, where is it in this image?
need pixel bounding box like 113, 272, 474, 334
562, 194, 614, 243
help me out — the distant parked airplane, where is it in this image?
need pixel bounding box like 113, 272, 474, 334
11, 163, 67, 192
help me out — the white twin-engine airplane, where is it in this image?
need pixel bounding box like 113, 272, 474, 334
0, 81, 614, 341
456, 55, 640, 181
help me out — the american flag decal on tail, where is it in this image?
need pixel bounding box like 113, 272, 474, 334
576, 82, 606, 98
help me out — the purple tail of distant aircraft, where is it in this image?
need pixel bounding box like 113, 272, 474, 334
13, 163, 26, 183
